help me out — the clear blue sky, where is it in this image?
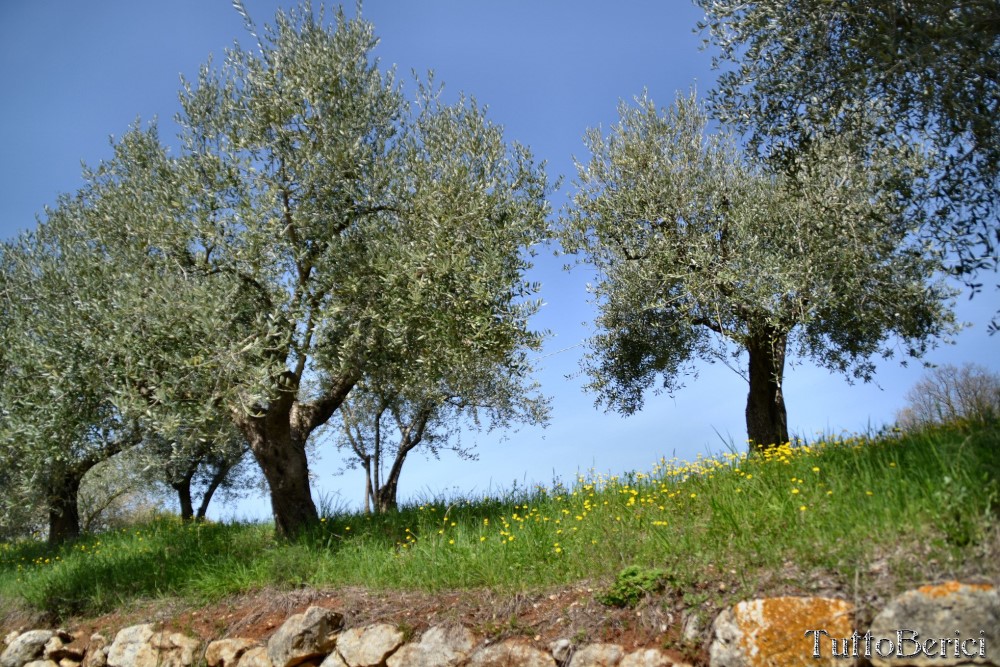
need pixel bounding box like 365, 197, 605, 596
1, 1, 996, 519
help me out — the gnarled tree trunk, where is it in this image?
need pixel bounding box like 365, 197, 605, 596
237, 373, 357, 538
243, 418, 318, 538
745, 329, 789, 451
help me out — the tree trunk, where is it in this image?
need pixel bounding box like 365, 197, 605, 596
237, 371, 357, 538
373, 408, 429, 513
374, 448, 411, 513
47, 471, 83, 546
241, 415, 318, 539
362, 458, 373, 515
745, 329, 789, 452
172, 472, 195, 522
195, 460, 234, 521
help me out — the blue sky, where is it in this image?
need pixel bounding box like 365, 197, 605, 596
1, 1, 997, 519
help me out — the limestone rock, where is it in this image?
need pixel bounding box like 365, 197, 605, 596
2, 631, 57, 667
709, 596, 853, 667
58, 659, 81, 667
206, 640, 260, 667
618, 648, 681, 667
81, 635, 108, 667
549, 639, 573, 664
867, 581, 999, 666
317, 654, 347, 667
106, 625, 155, 667
386, 625, 478, 667
22, 660, 58, 667
149, 632, 199, 667
568, 643, 625, 667
45, 635, 84, 663
105, 625, 199, 667
465, 640, 557, 667
267, 607, 343, 667
237, 647, 272, 667
333, 624, 403, 667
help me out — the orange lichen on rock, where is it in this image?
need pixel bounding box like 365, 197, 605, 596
732, 597, 854, 667
916, 581, 993, 598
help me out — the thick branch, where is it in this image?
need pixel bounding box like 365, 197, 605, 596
291, 369, 361, 440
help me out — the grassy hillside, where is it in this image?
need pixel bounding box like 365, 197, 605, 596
1, 422, 997, 623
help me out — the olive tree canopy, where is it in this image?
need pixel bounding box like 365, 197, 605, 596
697, 0, 1000, 320
68, 5, 551, 537
560, 93, 958, 449
0, 198, 144, 544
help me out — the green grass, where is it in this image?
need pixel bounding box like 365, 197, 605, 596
2, 422, 997, 621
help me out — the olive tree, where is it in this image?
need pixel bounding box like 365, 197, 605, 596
335, 356, 548, 513
0, 201, 144, 544
79, 6, 549, 537
0, 123, 262, 542
560, 93, 958, 450
697, 0, 1000, 318
140, 429, 254, 522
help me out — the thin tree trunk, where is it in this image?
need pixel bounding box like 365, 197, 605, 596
362, 458, 373, 515
745, 329, 789, 452
195, 459, 235, 521
373, 406, 430, 513
374, 451, 407, 513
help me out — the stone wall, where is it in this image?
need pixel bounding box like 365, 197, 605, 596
2, 582, 996, 667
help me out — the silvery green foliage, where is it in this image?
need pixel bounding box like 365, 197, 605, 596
335, 354, 550, 512
697, 0, 999, 319
0, 195, 145, 541
1, 4, 549, 536
144, 4, 550, 419
560, 92, 957, 418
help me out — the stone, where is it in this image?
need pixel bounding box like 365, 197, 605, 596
2, 631, 56, 667
709, 596, 853, 667
148, 632, 199, 667
316, 654, 347, 667
106, 626, 155, 667
867, 581, 999, 666
81, 635, 108, 667
549, 639, 573, 664
465, 640, 557, 667
58, 660, 80, 667
568, 643, 625, 667
206, 640, 260, 667
45, 636, 84, 663
237, 647, 272, 667
386, 625, 478, 667
267, 607, 343, 667
22, 661, 58, 667
334, 624, 403, 667
618, 649, 678, 667
105, 626, 199, 667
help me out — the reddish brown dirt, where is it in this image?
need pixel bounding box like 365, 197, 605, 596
4, 583, 703, 665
